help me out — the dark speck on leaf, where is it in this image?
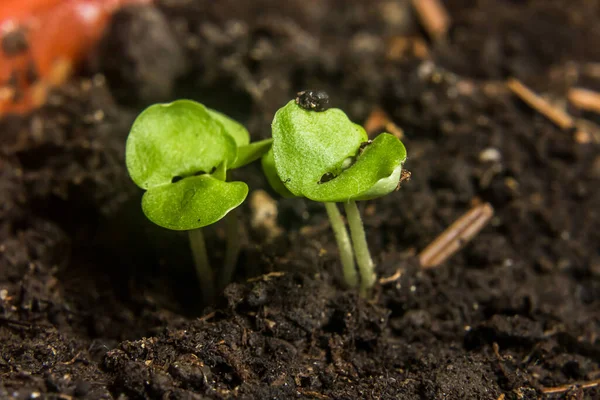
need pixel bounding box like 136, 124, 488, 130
296, 90, 330, 112
318, 172, 335, 184
358, 140, 373, 155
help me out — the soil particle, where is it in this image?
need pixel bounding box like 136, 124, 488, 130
1, 0, 600, 399
97, 4, 188, 106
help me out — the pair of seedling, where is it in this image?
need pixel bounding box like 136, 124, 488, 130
125, 91, 407, 302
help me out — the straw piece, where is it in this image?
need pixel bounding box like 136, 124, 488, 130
568, 87, 600, 114
411, 0, 451, 42
507, 78, 573, 130
541, 378, 600, 394
419, 203, 494, 268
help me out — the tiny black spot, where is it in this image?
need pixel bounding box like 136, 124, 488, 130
171, 176, 183, 183
1, 29, 29, 56
318, 172, 336, 184
295, 90, 330, 112
358, 140, 373, 155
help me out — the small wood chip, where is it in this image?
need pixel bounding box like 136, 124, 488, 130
411, 0, 451, 42
379, 268, 403, 285
541, 378, 600, 394
247, 271, 286, 282
297, 390, 330, 399
507, 78, 574, 130
198, 311, 216, 322
568, 87, 600, 115
419, 203, 494, 268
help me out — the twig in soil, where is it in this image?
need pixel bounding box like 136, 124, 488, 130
541, 378, 600, 395
568, 87, 600, 115
61, 351, 82, 365
297, 390, 330, 399
379, 268, 403, 285
247, 271, 286, 282
198, 311, 216, 322
0, 317, 53, 331
419, 202, 494, 268
411, 0, 451, 42
507, 78, 574, 130
507, 78, 593, 143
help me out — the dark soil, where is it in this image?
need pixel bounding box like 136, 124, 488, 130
2, 0, 600, 399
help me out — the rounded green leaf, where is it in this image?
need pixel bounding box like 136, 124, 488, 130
261, 148, 296, 198
126, 100, 237, 190
142, 175, 248, 230
305, 133, 407, 202
272, 100, 368, 197
207, 108, 250, 147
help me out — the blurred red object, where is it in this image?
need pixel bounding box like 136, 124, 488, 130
0, 0, 150, 116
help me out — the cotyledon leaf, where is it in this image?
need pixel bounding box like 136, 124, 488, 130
261, 148, 296, 198
126, 100, 237, 190
272, 100, 368, 197
304, 133, 407, 202
207, 108, 250, 147
142, 175, 249, 230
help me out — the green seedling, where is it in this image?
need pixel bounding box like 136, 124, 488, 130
262, 92, 407, 295
126, 99, 271, 303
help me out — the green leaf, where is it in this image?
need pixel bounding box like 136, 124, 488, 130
261, 149, 296, 198
272, 100, 368, 197
142, 175, 248, 230
207, 108, 250, 147
305, 134, 407, 202
126, 100, 237, 190
231, 138, 273, 169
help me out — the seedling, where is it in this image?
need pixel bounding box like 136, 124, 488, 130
126, 99, 271, 303
262, 92, 407, 295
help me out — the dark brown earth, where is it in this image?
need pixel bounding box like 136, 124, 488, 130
2, 0, 600, 399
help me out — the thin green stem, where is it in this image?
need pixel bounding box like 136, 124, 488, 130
188, 228, 215, 304
220, 209, 241, 290
324, 202, 358, 288
343, 200, 375, 295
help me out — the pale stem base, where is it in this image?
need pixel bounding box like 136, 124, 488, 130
324, 202, 358, 288
343, 200, 376, 295
188, 228, 216, 304
220, 209, 241, 290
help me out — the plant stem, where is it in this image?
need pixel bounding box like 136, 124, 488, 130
220, 208, 241, 290
188, 228, 215, 304
324, 202, 358, 288
343, 200, 376, 295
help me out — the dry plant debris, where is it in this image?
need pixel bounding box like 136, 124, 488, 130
411, 0, 451, 42
419, 202, 494, 268
507, 78, 593, 144
568, 87, 600, 114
